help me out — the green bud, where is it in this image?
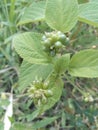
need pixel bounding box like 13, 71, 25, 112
34, 92, 41, 99
84, 97, 89, 102
28, 87, 36, 93
57, 31, 63, 35
54, 41, 62, 49
42, 35, 47, 41
58, 34, 66, 45
43, 39, 51, 47
42, 82, 49, 89
51, 34, 58, 43
33, 80, 43, 89
66, 37, 70, 44
45, 32, 52, 38
45, 90, 53, 97
41, 96, 47, 104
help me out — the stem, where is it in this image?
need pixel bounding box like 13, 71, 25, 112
64, 74, 84, 95
15, 93, 29, 98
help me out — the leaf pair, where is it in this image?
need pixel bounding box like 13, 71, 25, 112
14, 31, 98, 79
18, 0, 98, 28
18, 0, 79, 33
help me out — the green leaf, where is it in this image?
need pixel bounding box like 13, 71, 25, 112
19, 60, 53, 91
18, 1, 46, 25
79, 3, 98, 26
37, 78, 64, 112
32, 116, 58, 129
25, 109, 40, 122
45, 0, 79, 32
13, 32, 49, 64
11, 117, 58, 130
69, 49, 98, 78
10, 123, 33, 130
54, 54, 70, 75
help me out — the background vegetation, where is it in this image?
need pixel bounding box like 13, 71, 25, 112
0, 0, 98, 130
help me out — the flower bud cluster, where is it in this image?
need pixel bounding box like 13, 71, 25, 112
28, 80, 53, 106
83, 92, 94, 102
42, 31, 69, 56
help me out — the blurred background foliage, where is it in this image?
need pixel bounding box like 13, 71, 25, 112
0, 0, 98, 130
